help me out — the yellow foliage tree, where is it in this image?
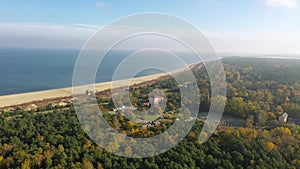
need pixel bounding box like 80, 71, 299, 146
21, 159, 31, 169
265, 142, 275, 152
275, 105, 284, 115
97, 163, 104, 169
82, 158, 94, 169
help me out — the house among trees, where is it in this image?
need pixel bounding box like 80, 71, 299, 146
143, 101, 150, 108
149, 94, 164, 105
278, 112, 288, 123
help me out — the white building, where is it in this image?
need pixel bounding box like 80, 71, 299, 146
279, 112, 288, 123
118, 106, 136, 111
149, 94, 164, 105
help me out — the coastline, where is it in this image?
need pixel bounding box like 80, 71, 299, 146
0, 73, 169, 109
0, 63, 202, 109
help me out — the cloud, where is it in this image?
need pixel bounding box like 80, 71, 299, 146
95, 1, 109, 9
0, 23, 97, 49
264, 0, 297, 8
1, 22, 300, 55
74, 24, 100, 29
205, 30, 300, 55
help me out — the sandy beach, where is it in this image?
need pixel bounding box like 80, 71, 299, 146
0, 73, 169, 108
0, 63, 201, 109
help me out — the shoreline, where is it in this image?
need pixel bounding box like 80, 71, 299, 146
0, 73, 169, 109
0, 63, 202, 109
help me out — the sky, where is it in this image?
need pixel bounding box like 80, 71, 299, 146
0, 0, 300, 55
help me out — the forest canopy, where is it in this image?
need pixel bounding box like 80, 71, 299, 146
1, 57, 300, 168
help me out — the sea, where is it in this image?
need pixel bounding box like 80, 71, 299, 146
0, 48, 201, 96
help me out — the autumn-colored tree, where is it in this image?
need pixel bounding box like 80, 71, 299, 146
82, 158, 94, 169
265, 142, 275, 152
275, 105, 284, 115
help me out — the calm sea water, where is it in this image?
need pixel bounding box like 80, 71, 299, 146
0, 48, 200, 96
